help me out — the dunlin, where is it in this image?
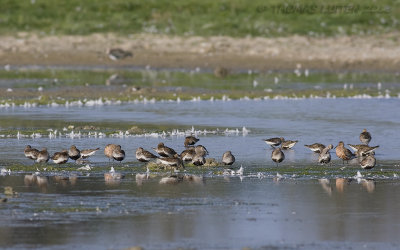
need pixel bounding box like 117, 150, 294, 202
192, 153, 206, 166
68, 145, 81, 161
157, 154, 184, 169
180, 147, 196, 161
195, 145, 209, 156
271, 147, 285, 166
222, 151, 235, 165
359, 129, 371, 145
136, 147, 158, 162
106, 48, 133, 61
264, 137, 284, 147
348, 144, 379, 156
304, 143, 326, 153
360, 155, 376, 169
153, 142, 177, 157
80, 148, 100, 159
281, 140, 298, 150
36, 148, 50, 163
104, 144, 118, 161
184, 135, 199, 147
335, 141, 355, 164
52, 150, 69, 164
112, 145, 125, 162
24, 145, 39, 162
318, 144, 333, 164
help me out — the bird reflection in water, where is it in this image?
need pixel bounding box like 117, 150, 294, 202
318, 178, 332, 196
335, 178, 351, 193
53, 175, 78, 187
104, 167, 124, 186
24, 174, 49, 192
360, 179, 375, 193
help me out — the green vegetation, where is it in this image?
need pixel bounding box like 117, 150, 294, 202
1, 0, 399, 37
0, 69, 398, 107
6, 163, 145, 173
1, 68, 398, 90
5, 162, 400, 179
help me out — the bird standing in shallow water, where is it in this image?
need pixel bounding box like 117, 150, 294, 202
24, 145, 39, 163
36, 148, 50, 163
157, 154, 184, 169
348, 144, 379, 156
271, 148, 285, 166
80, 148, 100, 159
359, 129, 371, 145
153, 142, 177, 157
222, 151, 235, 165
360, 154, 376, 169
52, 150, 69, 164
184, 135, 199, 147
264, 137, 284, 148
304, 143, 326, 154
136, 147, 158, 162
104, 144, 118, 161
112, 145, 125, 162
194, 145, 209, 156
180, 147, 196, 161
318, 144, 333, 164
281, 139, 298, 150
335, 141, 355, 165
68, 145, 81, 162
192, 153, 206, 166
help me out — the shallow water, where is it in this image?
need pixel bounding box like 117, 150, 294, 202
1, 98, 400, 163
1, 175, 400, 249
1, 99, 400, 249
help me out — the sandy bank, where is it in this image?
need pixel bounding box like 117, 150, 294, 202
0, 33, 399, 72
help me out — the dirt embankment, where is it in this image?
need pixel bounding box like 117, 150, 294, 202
0, 33, 399, 72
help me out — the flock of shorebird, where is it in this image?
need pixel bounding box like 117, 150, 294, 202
23, 135, 235, 169
23, 129, 378, 170
265, 129, 378, 169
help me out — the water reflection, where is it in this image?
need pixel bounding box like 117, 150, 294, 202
319, 178, 332, 196
335, 178, 351, 193
319, 177, 376, 195
24, 174, 48, 192
360, 179, 376, 193
135, 172, 151, 186
104, 167, 124, 186
1, 175, 399, 249
53, 175, 77, 187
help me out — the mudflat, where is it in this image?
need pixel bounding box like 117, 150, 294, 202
1, 33, 399, 72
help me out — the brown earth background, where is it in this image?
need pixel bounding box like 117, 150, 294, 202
1, 33, 399, 72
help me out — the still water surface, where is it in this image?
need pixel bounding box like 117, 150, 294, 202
1, 176, 400, 249
1, 98, 400, 249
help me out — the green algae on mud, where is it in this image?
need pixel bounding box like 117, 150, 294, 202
5, 162, 400, 180
6, 162, 144, 173
0, 115, 228, 137
1, 69, 399, 106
